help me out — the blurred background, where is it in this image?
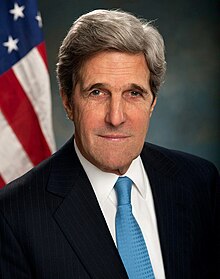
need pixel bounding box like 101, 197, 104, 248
38, 0, 220, 168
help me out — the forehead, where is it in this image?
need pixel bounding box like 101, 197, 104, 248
79, 51, 150, 85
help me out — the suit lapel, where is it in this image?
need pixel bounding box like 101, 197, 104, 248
141, 143, 191, 278
46, 138, 128, 279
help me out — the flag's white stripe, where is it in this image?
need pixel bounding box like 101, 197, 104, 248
0, 110, 33, 183
13, 47, 56, 153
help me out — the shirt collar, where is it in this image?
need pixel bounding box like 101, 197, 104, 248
124, 156, 147, 199
74, 140, 147, 205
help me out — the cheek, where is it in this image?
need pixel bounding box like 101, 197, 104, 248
133, 109, 151, 132
73, 100, 89, 128
74, 107, 103, 138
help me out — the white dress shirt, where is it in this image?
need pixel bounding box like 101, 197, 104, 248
74, 141, 166, 279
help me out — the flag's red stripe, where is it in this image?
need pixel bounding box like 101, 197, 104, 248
37, 42, 49, 69
0, 69, 51, 165
0, 175, 6, 189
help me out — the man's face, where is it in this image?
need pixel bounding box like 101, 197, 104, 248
62, 51, 156, 175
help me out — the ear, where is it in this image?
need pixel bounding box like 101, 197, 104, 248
60, 90, 73, 120
150, 97, 157, 117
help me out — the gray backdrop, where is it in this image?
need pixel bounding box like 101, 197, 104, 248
38, 0, 220, 168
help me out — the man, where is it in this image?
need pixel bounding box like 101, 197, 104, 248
0, 9, 219, 279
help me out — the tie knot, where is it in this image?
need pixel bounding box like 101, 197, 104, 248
114, 176, 133, 206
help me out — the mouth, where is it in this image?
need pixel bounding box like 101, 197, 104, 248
98, 134, 131, 142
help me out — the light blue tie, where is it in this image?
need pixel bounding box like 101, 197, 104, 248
115, 176, 155, 279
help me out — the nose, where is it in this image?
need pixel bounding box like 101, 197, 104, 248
105, 96, 126, 127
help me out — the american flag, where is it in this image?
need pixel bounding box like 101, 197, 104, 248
0, 0, 56, 188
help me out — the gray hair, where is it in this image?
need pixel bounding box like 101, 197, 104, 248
56, 9, 166, 100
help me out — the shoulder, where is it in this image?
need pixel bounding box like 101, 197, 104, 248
141, 143, 220, 222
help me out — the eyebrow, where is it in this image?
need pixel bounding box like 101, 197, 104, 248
129, 83, 149, 94
81, 83, 107, 92
81, 82, 149, 94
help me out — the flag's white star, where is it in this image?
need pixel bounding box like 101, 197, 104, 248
35, 11, 43, 28
3, 36, 19, 53
9, 2, 25, 21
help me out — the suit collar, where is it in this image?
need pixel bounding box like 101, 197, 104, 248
140, 142, 179, 177
47, 139, 179, 197
46, 137, 82, 197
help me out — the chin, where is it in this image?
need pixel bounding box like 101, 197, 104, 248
96, 157, 135, 175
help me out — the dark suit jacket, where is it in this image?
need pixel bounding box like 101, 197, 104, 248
0, 137, 219, 279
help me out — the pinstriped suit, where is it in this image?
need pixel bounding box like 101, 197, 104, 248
0, 137, 219, 278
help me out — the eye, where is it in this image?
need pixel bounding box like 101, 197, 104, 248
90, 89, 101, 96
130, 91, 143, 97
